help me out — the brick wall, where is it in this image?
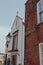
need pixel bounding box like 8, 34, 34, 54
25, 0, 39, 32
25, 0, 43, 65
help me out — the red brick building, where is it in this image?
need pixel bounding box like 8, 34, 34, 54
25, 0, 43, 65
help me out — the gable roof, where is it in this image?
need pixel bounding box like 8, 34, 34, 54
11, 14, 24, 30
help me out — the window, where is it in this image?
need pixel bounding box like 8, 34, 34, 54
39, 43, 43, 65
37, 1, 43, 23
40, 12, 43, 22
13, 35, 18, 50
12, 32, 18, 50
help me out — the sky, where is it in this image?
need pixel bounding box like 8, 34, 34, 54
0, 0, 26, 53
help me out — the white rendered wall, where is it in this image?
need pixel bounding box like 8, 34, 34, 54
16, 18, 25, 65
7, 16, 25, 65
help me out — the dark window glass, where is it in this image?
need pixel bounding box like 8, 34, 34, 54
13, 35, 17, 50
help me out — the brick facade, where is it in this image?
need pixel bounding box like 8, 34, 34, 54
25, 0, 43, 65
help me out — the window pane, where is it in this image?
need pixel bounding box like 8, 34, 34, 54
38, 2, 41, 12
38, 1, 43, 12
41, 2, 43, 11
13, 36, 17, 50
40, 12, 43, 22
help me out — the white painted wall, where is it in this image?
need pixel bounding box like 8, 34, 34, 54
16, 17, 25, 65
7, 15, 25, 65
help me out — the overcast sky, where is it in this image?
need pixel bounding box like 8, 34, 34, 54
0, 0, 26, 53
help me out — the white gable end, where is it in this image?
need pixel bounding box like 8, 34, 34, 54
11, 16, 19, 34
11, 15, 23, 34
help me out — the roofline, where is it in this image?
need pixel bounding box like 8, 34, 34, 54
25, 0, 28, 5
16, 15, 23, 20
6, 33, 11, 38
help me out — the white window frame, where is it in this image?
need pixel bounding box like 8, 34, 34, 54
37, 1, 40, 24
39, 43, 43, 65
37, 1, 43, 24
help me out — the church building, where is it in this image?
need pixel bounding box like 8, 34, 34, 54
5, 14, 25, 65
